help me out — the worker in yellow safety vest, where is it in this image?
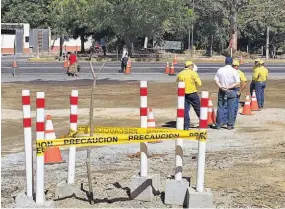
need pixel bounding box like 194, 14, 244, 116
232, 60, 247, 122
253, 60, 268, 109
176, 61, 202, 130
250, 59, 261, 95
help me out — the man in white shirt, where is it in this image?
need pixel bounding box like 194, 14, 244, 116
214, 57, 240, 130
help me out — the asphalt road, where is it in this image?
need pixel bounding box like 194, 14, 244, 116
1, 60, 285, 75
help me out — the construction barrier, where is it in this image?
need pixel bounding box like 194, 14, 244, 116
36, 130, 207, 156
22, 81, 214, 206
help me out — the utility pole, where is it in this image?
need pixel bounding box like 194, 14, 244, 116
188, 28, 191, 50
266, 26, 269, 60
59, 2, 64, 61
191, 0, 195, 57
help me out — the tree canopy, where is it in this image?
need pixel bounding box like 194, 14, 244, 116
2, 0, 285, 54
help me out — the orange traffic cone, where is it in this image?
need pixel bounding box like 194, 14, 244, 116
44, 115, 63, 164
169, 63, 176, 76
250, 90, 260, 111
147, 108, 162, 144
207, 99, 216, 126
12, 60, 18, 68
240, 95, 254, 115
240, 56, 244, 64
124, 59, 132, 75
173, 54, 178, 65
165, 62, 170, 74
63, 57, 69, 68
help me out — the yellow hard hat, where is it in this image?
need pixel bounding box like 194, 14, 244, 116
254, 59, 261, 63
185, 61, 193, 67
232, 60, 240, 66
259, 60, 265, 64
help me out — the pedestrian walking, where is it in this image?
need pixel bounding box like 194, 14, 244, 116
253, 60, 268, 109
100, 37, 107, 56
214, 57, 240, 130
176, 61, 202, 130
67, 51, 78, 77
250, 59, 261, 95
120, 46, 128, 73
232, 60, 247, 122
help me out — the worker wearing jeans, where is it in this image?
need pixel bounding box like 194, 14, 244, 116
176, 61, 202, 130
250, 59, 260, 96
253, 60, 268, 108
232, 60, 247, 123
214, 57, 240, 130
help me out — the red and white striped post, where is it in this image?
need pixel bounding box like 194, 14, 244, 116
22, 90, 33, 198
196, 91, 209, 192
175, 82, 185, 181
36, 92, 45, 204
140, 81, 148, 177
68, 90, 78, 184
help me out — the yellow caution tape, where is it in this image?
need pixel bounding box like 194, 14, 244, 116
36, 130, 207, 156
76, 125, 202, 135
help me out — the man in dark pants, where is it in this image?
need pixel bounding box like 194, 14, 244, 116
214, 57, 240, 130
253, 60, 268, 109
176, 61, 202, 130
250, 59, 260, 96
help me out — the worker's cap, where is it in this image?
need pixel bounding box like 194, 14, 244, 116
184, 61, 194, 67
232, 60, 240, 66
225, 57, 233, 65
254, 58, 261, 63
259, 60, 265, 64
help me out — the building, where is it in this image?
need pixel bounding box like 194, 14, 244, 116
1, 23, 92, 55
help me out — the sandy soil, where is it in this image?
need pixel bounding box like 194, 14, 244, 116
1, 79, 285, 208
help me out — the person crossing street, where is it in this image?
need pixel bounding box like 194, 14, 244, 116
214, 57, 240, 130
253, 60, 268, 109
232, 60, 247, 122
176, 61, 202, 130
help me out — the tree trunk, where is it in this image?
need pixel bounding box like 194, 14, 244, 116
228, 5, 238, 52
80, 35, 85, 52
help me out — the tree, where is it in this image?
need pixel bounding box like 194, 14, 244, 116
1, 0, 53, 28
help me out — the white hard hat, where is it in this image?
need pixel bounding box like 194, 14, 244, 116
193, 64, 198, 72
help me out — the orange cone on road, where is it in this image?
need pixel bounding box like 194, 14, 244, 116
44, 115, 63, 164
147, 108, 162, 144
173, 54, 178, 65
240, 95, 253, 115
169, 63, 176, 76
12, 60, 18, 68
165, 62, 170, 74
250, 90, 260, 111
207, 99, 216, 126
240, 56, 244, 64
124, 59, 132, 75
63, 57, 69, 68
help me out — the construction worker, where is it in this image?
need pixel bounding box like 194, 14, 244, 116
214, 57, 240, 130
176, 61, 201, 130
232, 60, 247, 122
250, 59, 261, 95
253, 60, 268, 109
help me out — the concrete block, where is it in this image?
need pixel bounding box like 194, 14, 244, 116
164, 178, 190, 206
130, 173, 160, 202
186, 187, 215, 208
15, 191, 55, 208
55, 180, 81, 199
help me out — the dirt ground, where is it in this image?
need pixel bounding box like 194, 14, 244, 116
1, 79, 285, 208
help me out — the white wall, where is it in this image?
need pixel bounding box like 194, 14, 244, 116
23, 23, 30, 49
1, 35, 15, 48
51, 36, 93, 49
